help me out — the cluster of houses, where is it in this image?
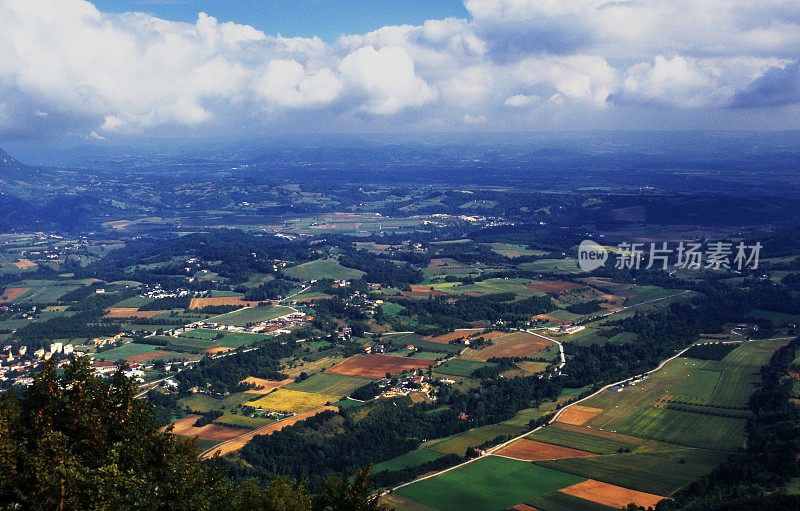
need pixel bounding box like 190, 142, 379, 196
169, 311, 315, 338
377, 372, 432, 400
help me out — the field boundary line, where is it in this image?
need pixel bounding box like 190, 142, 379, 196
388, 341, 696, 495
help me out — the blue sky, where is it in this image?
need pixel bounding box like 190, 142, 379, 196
0, 0, 798, 153
92, 0, 468, 40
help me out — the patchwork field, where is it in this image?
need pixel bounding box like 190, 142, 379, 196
241, 377, 293, 394
435, 358, 495, 377
395, 456, 585, 511
94, 342, 190, 363
249, 388, 336, 413
495, 439, 595, 462
212, 305, 293, 326
573, 340, 788, 452
526, 281, 585, 293
203, 405, 339, 458
528, 423, 644, 455
373, 449, 446, 474
285, 372, 372, 398
282, 258, 365, 281
535, 447, 731, 496
461, 332, 552, 361
168, 414, 249, 442
558, 479, 664, 509
189, 296, 261, 309
555, 405, 603, 426
104, 307, 163, 319
327, 354, 436, 379
0, 287, 31, 303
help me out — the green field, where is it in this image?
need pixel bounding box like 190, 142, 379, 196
528, 424, 643, 455
396, 456, 585, 511
95, 342, 190, 362
529, 491, 616, 511
373, 449, 445, 474
519, 259, 584, 275
428, 278, 540, 299
747, 309, 800, 325
381, 302, 406, 316
627, 286, 682, 306
536, 447, 731, 496
425, 423, 521, 456
213, 306, 293, 326
285, 372, 372, 398
383, 333, 464, 355
282, 258, 365, 281
576, 342, 790, 452
435, 358, 495, 377
250, 388, 336, 413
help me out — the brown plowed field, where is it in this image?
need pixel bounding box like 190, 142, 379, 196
327, 354, 436, 379
403, 285, 448, 298
201, 405, 338, 458
0, 287, 30, 303
13, 259, 36, 269
555, 405, 604, 425
241, 377, 294, 394
559, 479, 664, 509
461, 332, 551, 361
189, 296, 262, 309
495, 439, 595, 461
127, 350, 172, 363
168, 414, 249, 442
551, 423, 645, 445
202, 346, 234, 355
104, 307, 163, 319
526, 281, 585, 293
424, 329, 504, 344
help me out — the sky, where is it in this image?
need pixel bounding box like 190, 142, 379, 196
0, 0, 798, 153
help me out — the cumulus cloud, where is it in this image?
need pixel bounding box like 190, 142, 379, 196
733, 60, 800, 108
339, 45, 437, 115
0, 0, 797, 141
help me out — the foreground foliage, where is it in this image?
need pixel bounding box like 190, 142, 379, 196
0, 356, 387, 511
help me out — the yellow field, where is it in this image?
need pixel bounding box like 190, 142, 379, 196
250, 388, 337, 413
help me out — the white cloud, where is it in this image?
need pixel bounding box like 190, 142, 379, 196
339, 45, 437, 115
255, 60, 341, 108
0, 0, 797, 140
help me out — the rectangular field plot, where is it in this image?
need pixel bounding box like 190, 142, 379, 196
327, 354, 436, 379
249, 388, 336, 413
535, 447, 731, 496
373, 449, 446, 474
495, 439, 595, 462
94, 342, 191, 363
285, 372, 372, 398
527, 424, 644, 455
528, 491, 617, 511
461, 332, 552, 361
282, 258, 365, 281
558, 479, 664, 510
435, 358, 495, 377
395, 456, 585, 511
425, 423, 523, 456
212, 306, 293, 326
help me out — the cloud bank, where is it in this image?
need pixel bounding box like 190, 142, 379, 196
0, 0, 798, 142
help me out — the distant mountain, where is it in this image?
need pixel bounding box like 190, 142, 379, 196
0, 148, 25, 172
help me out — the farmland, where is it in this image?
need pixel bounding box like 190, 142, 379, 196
327, 354, 436, 379
395, 456, 585, 511
94, 342, 191, 363
285, 372, 372, 398
211, 305, 293, 326
249, 388, 337, 413
282, 258, 365, 281
460, 331, 552, 361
